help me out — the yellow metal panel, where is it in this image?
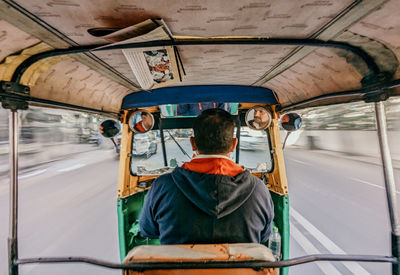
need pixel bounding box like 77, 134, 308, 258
20, 56, 70, 87
266, 107, 288, 195
0, 43, 54, 82
117, 114, 133, 198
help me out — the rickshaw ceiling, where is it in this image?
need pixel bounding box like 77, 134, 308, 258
0, 0, 400, 115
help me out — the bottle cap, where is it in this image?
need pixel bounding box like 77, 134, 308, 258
273, 226, 278, 232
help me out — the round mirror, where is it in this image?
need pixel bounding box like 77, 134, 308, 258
280, 113, 302, 132
128, 110, 155, 133
99, 120, 121, 138
245, 106, 272, 130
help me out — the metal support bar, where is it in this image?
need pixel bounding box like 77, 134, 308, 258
8, 110, 19, 275
15, 254, 397, 270
11, 38, 381, 84
281, 78, 400, 112
235, 115, 241, 164
159, 118, 168, 167
374, 100, 400, 275
375, 101, 400, 233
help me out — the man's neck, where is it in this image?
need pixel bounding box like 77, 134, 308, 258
194, 153, 232, 160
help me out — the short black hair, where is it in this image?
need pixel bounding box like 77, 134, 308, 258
193, 108, 235, 154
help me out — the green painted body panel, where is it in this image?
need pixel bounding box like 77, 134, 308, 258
271, 192, 290, 275
117, 200, 126, 262
117, 191, 159, 262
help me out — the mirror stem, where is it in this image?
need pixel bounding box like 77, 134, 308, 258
282, 132, 291, 150
110, 137, 118, 151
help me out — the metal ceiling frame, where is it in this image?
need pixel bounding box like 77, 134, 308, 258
6, 36, 394, 114
11, 38, 381, 84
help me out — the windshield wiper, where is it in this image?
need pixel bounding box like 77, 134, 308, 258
166, 130, 191, 160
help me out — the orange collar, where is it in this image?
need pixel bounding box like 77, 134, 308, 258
182, 157, 243, 177
135, 121, 146, 132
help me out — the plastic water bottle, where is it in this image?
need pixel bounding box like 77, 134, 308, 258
268, 226, 281, 260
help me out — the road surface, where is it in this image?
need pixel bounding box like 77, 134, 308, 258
0, 147, 398, 274
286, 148, 398, 275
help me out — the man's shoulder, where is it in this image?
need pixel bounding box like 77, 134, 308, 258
151, 171, 174, 187
241, 171, 270, 193
239, 170, 260, 180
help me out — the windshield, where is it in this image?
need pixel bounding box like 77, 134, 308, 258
160, 103, 239, 117
130, 126, 273, 175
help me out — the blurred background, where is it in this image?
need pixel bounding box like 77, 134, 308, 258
284, 97, 400, 160
0, 98, 399, 275
0, 106, 113, 177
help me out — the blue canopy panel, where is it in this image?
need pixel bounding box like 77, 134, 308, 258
121, 85, 278, 109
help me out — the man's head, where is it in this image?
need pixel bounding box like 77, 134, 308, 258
253, 107, 269, 127
191, 108, 237, 155
141, 112, 153, 128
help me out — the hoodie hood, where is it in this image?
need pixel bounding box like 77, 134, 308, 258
171, 167, 257, 219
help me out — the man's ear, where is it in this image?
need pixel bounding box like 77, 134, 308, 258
190, 137, 197, 152
230, 138, 238, 153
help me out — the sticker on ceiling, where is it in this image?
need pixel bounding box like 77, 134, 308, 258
92, 19, 184, 90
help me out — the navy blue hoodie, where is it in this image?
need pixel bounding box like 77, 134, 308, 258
139, 166, 274, 244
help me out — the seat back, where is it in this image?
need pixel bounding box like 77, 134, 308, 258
123, 243, 278, 275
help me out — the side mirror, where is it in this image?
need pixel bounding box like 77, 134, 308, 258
280, 113, 302, 132
128, 110, 155, 134
280, 113, 302, 149
245, 106, 272, 130
99, 120, 121, 138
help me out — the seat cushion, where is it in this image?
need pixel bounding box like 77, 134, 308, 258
123, 243, 276, 263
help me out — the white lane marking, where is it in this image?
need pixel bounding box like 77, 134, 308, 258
350, 177, 383, 190
291, 208, 371, 275
291, 223, 341, 274
57, 163, 85, 172
18, 169, 47, 179
349, 177, 400, 195
290, 159, 312, 166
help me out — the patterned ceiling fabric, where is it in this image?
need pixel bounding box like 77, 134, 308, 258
263, 0, 400, 106
172, 45, 296, 86
9, 0, 356, 94
347, 0, 400, 78
0, 0, 399, 112
263, 48, 364, 106
31, 59, 131, 113
95, 49, 139, 85
0, 19, 40, 62
12, 0, 354, 42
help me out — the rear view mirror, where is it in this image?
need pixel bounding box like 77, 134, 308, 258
280, 113, 302, 150
280, 113, 302, 132
245, 106, 272, 130
99, 120, 121, 138
128, 110, 155, 134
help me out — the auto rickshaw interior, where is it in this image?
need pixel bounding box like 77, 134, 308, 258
2, 0, 400, 274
